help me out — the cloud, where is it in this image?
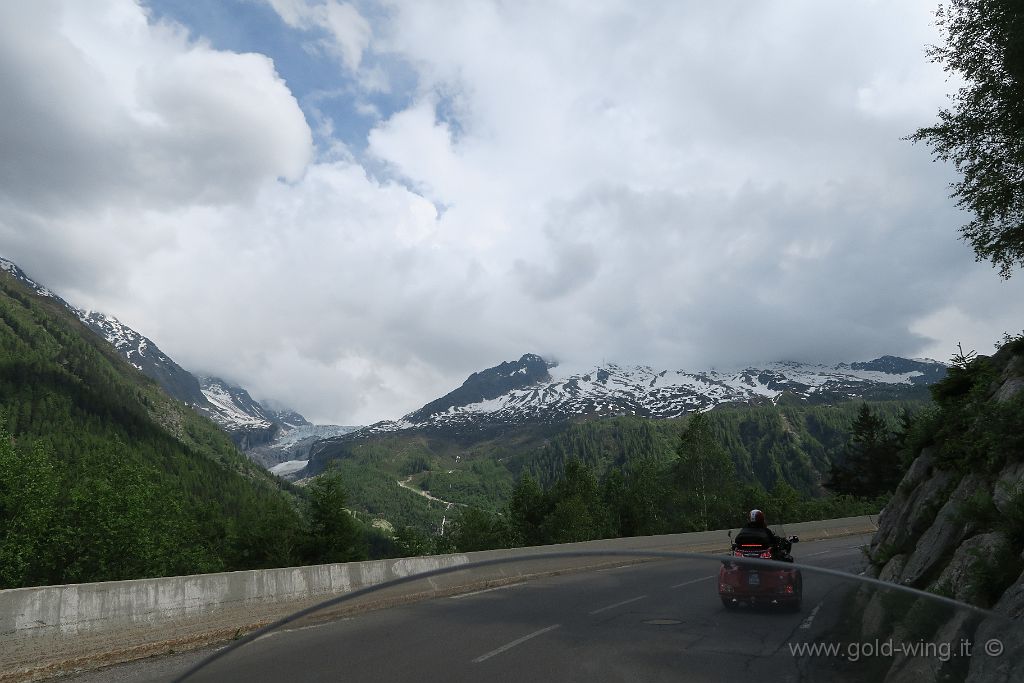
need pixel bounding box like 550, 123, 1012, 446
0, 2, 311, 208
367, 100, 464, 205
266, 0, 371, 71
513, 241, 600, 302
2, 0, 1023, 425
0, 0, 311, 292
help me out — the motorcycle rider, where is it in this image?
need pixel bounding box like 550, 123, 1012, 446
734, 509, 791, 561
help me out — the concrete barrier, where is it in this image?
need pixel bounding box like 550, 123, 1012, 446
0, 515, 876, 681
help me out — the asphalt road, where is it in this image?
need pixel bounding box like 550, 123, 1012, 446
62, 534, 881, 682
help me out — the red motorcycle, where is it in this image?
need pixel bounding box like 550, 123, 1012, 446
718, 531, 802, 611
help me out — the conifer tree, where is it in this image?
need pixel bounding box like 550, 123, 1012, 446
825, 404, 900, 498
305, 467, 365, 563
671, 413, 739, 531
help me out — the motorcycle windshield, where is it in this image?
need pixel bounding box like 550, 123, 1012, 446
166, 549, 1022, 683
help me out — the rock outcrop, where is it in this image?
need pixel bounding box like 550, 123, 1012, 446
967, 565, 1024, 682
859, 339, 1024, 682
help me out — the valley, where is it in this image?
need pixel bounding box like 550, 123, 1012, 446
0, 254, 947, 542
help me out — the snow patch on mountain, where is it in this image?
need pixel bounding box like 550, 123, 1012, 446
199, 377, 275, 430
80, 311, 167, 371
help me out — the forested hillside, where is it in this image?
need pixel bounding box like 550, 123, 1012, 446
311, 398, 924, 536
0, 272, 365, 588
441, 408, 898, 553
521, 401, 918, 494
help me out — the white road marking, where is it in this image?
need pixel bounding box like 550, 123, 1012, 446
597, 563, 637, 572
804, 550, 832, 557
589, 595, 648, 615
472, 624, 561, 663
450, 584, 519, 600
671, 575, 714, 589
799, 602, 823, 630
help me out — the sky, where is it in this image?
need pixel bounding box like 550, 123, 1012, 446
1, 0, 1022, 425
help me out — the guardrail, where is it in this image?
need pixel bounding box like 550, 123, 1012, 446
0, 515, 876, 682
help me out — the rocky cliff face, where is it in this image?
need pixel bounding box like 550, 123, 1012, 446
863, 339, 1024, 681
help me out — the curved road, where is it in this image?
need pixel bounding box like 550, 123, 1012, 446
68, 534, 878, 682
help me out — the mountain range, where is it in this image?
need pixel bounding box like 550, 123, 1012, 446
280, 351, 946, 531
346, 351, 944, 438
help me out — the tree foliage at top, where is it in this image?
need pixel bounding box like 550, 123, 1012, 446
909, 0, 1024, 277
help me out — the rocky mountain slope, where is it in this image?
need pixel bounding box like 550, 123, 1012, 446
197, 375, 312, 449
860, 338, 1024, 681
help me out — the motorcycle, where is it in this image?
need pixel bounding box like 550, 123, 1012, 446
718, 530, 802, 611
